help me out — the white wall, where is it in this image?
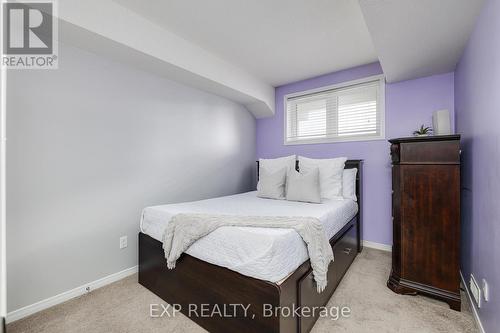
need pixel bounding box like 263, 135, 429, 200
6, 44, 256, 311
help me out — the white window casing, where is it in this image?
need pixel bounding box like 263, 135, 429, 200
284, 75, 385, 145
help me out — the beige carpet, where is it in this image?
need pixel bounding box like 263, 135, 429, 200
7, 249, 478, 333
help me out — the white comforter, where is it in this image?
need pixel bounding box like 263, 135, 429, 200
140, 191, 358, 283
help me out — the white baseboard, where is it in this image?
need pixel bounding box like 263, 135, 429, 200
6, 265, 138, 324
460, 271, 486, 333
363, 240, 392, 252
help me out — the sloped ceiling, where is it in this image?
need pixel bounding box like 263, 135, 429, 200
56, 0, 276, 118
359, 0, 485, 82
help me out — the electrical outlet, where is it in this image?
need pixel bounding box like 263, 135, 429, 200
470, 274, 482, 308
482, 278, 489, 302
119, 236, 128, 249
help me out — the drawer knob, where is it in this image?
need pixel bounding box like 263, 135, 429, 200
342, 247, 352, 255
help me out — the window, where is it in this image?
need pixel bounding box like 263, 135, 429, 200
285, 76, 385, 145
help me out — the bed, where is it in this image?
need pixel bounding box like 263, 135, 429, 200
138, 160, 363, 333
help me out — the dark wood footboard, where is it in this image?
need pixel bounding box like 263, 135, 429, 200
139, 216, 359, 333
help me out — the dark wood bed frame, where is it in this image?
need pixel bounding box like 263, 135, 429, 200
139, 160, 363, 333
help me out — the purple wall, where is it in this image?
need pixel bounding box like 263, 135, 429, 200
257, 63, 455, 245
455, 0, 500, 331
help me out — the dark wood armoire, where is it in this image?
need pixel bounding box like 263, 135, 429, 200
387, 135, 461, 311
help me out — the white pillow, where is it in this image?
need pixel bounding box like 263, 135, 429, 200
298, 156, 347, 200
259, 155, 296, 177
286, 168, 321, 204
342, 168, 357, 201
257, 167, 287, 200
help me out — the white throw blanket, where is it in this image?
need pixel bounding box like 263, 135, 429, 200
162, 213, 334, 292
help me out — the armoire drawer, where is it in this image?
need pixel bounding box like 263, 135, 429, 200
390, 136, 460, 164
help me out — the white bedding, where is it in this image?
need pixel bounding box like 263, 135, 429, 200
140, 191, 358, 283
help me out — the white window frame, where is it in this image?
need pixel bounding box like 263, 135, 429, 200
283, 75, 386, 145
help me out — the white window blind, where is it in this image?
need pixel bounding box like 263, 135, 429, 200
285, 77, 384, 144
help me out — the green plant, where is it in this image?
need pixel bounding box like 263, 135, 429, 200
413, 124, 433, 136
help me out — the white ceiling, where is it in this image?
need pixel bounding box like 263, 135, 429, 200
359, 0, 485, 82
110, 0, 485, 88
113, 0, 378, 87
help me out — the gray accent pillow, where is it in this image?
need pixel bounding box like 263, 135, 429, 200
286, 168, 321, 204
257, 167, 287, 200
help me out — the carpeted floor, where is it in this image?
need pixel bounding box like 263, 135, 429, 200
7, 248, 478, 333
